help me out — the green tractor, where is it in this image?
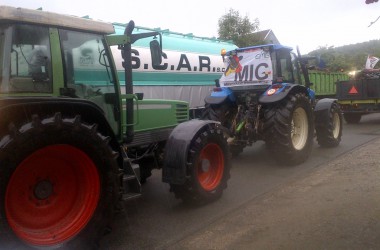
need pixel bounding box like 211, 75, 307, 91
0, 6, 231, 249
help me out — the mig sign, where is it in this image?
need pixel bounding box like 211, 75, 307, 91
219, 48, 273, 87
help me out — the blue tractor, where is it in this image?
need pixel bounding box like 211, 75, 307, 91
202, 44, 342, 165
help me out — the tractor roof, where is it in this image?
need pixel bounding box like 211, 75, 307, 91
0, 5, 115, 34
228, 44, 293, 55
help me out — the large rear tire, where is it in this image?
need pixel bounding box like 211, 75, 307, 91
201, 103, 235, 129
0, 113, 119, 249
202, 103, 243, 157
264, 93, 314, 165
170, 126, 231, 204
316, 102, 343, 147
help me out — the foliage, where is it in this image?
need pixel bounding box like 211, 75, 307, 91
308, 40, 380, 72
218, 9, 260, 47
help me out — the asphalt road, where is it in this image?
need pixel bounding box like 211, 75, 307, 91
100, 113, 380, 249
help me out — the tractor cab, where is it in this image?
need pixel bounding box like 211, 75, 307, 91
219, 44, 297, 87
207, 44, 314, 106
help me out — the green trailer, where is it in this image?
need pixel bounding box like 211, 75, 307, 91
308, 70, 349, 98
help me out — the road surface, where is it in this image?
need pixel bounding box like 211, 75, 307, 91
100, 113, 380, 249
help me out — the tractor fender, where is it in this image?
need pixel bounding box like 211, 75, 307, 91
259, 84, 309, 104
204, 87, 235, 105
314, 98, 338, 125
0, 98, 119, 152
162, 119, 220, 185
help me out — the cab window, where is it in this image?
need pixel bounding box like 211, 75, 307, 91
7, 24, 52, 93
275, 49, 294, 83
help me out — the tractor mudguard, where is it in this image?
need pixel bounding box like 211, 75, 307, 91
259, 84, 309, 104
314, 98, 338, 125
204, 87, 235, 105
204, 95, 228, 105
162, 119, 220, 185
0, 98, 118, 147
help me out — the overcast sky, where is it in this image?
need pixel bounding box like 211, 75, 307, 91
3, 0, 380, 53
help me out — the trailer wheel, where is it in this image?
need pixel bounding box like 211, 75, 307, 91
343, 113, 362, 124
316, 102, 343, 147
170, 126, 230, 204
264, 93, 314, 165
0, 113, 119, 249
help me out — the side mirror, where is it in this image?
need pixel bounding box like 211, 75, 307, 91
150, 40, 162, 66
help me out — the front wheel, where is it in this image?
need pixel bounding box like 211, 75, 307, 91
264, 93, 314, 165
316, 102, 343, 147
0, 113, 119, 249
170, 126, 231, 204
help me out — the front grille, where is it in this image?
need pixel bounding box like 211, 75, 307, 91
175, 103, 189, 123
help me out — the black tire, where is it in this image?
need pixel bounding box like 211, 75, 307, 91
202, 103, 243, 157
0, 113, 119, 249
263, 93, 314, 165
201, 103, 235, 128
316, 102, 343, 147
343, 113, 362, 124
170, 125, 231, 204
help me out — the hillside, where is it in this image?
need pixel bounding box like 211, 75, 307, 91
307, 39, 380, 72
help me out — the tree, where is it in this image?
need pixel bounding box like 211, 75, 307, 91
218, 9, 260, 47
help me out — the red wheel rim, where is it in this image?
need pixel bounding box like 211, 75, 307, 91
197, 143, 224, 191
5, 144, 100, 246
